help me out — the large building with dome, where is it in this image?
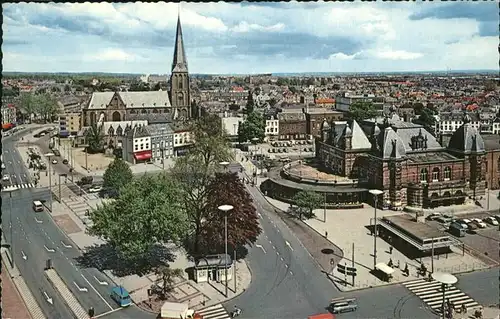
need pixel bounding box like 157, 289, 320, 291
314, 111, 486, 210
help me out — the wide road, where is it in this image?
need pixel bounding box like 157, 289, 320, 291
2, 128, 154, 319
223, 164, 443, 318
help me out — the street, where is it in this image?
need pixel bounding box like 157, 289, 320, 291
2, 132, 154, 319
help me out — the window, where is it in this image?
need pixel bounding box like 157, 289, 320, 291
134, 145, 138, 151
432, 168, 440, 181
145, 144, 149, 149
140, 143, 144, 150
444, 167, 451, 180
420, 168, 428, 183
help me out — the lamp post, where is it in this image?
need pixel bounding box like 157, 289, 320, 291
45, 152, 55, 212
218, 204, 234, 298
431, 272, 458, 319
4, 186, 18, 269
58, 173, 67, 202
81, 143, 89, 171
69, 136, 75, 182
369, 189, 384, 269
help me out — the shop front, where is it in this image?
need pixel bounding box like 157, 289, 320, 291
133, 150, 152, 164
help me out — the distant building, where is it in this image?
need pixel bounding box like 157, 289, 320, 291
58, 113, 81, 137
335, 92, 379, 112
1, 104, 17, 130
148, 123, 175, 162
265, 115, 279, 141
278, 112, 307, 140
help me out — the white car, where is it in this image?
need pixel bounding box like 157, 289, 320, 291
484, 217, 499, 226
88, 186, 102, 193
52, 159, 58, 164
2, 175, 10, 181
1, 163, 5, 169
471, 218, 487, 228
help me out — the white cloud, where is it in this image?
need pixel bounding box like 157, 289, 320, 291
329, 53, 357, 60
232, 21, 285, 33
374, 50, 424, 60
87, 48, 140, 62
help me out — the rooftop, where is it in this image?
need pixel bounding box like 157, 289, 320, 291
382, 215, 449, 240
482, 135, 500, 151
407, 151, 459, 164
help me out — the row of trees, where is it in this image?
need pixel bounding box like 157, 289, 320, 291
19, 93, 59, 122
89, 114, 262, 265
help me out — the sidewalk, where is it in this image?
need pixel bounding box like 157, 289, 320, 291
1, 260, 34, 319
48, 185, 252, 311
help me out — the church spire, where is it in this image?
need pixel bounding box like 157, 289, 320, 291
172, 11, 188, 73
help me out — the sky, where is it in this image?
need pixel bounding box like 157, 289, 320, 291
2, 2, 498, 75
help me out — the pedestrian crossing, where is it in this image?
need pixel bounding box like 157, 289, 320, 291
403, 278, 479, 312
1, 183, 35, 191
197, 304, 231, 319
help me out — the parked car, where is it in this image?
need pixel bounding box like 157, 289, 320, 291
494, 215, 500, 223
436, 216, 451, 224
454, 220, 469, 229
62, 159, 69, 164
461, 218, 472, 224
471, 218, 487, 228
466, 222, 478, 232
2, 174, 10, 181
76, 176, 93, 186
53, 150, 61, 157
426, 213, 442, 221
51, 159, 58, 164
484, 216, 499, 226
88, 186, 102, 193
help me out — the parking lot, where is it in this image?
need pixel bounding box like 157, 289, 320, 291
426, 212, 500, 264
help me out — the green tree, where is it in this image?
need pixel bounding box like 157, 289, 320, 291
85, 123, 105, 153
349, 101, 378, 122
154, 266, 183, 299
237, 111, 266, 143
19, 93, 37, 117
88, 174, 189, 260
34, 93, 59, 122
200, 172, 261, 252
102, 157, 133, 197
292, 191, 323, 220
413, 107, 436, 135
171, 114, 233, 255
244, 90, 255, 114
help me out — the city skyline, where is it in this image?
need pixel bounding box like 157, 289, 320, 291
3, 2, 497, 74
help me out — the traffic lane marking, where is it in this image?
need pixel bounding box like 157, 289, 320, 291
80, 274, 113, 310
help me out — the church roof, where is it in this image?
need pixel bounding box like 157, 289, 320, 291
172, 15, 188, 73
87, 91, 171, 109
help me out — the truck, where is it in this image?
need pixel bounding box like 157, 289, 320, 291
159, 302, 201, 319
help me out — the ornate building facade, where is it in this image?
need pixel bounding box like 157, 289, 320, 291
316, 112, 486, 210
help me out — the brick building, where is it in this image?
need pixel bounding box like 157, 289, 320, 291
316, 112, 486, 210
278, 112, 307, 140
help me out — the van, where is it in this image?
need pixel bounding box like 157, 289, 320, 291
110, 286, 131, 307
33, 201, 44, 212
449, 223, 466, 237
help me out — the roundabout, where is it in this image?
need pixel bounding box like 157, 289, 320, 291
260, 160, 369, 209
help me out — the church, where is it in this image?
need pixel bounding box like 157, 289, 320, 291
81, 15, 193, 127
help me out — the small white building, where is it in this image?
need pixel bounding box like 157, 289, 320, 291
122, 124, 152, 164
221, 112, 244, 137
193, 254, 233, 283
265, 116, 279, 141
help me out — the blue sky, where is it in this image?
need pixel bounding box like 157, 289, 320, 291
2, 2, 498, 74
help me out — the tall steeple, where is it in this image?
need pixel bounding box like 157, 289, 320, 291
171, 12, 188, 73
170, 8, 191, 120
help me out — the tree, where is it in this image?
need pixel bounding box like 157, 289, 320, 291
413, 107, 436, 135
228, 103, 240, 111
34, 93, 59, 122
102, 157, 133, 197
154, 266, 183, 298
292, 191, 323, 220
19, 93, 37, 117
171, 114, 233, 255
349, 101, 378, 122
85, 123, 105, 153
88, 174, 189, 260
237, 111, 266, 143
244, 90, 255, 114
199, 172, 261, 252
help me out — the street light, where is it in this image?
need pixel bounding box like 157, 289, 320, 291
45, 152, 55, 212
218, 204, 234, 298
431, 272, 457, 319
4, 186, 18, 269
81, 143, 89, 171
369, 189, 384, 269
58, 173, 67, 202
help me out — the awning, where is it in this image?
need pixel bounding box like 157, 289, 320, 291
375, 263, 395, 275
134, 150, 152, 161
